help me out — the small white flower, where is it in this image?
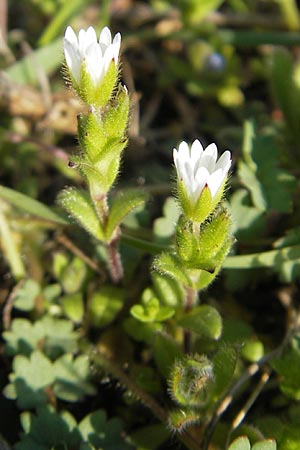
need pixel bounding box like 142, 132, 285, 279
64, 25, 121, 86
173, 139, 231, 203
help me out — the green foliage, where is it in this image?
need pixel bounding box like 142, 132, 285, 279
271, 338, 300, 400
5, 39, 62, 84
178, 305, 222, 339
239, 121, 295, 214
13, 279, 41, 311
4, 349, 95, 408
152, 332, 183, 378
106, 189, 148, 241
15, 406, 132, 450
271, 48, 300, 146
130, 288, 175, 323
60, 292, 84, 322
88, 286, 125, 327
58, 188, 104, 241
0, 185, 69, 225
228, 436, 277, 450
153, 197, 180, 243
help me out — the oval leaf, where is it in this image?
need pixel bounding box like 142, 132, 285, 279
178, 305, 222, 339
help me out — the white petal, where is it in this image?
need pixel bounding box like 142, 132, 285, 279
215, 150, 231, 173
190, 139, 203, 165
112, 32, 121, 64
64, 39, 81, 83
199, 143, 218, 173
177, 141, 190, 162
102, 44, 115, 73
78, 29, 87, 52
207, 168, 223, 197
99, 26, 112, 47
64, 26, 78, 46
85, 43, 103, 84
194, 167, 209, 200
82, 26, 97, 52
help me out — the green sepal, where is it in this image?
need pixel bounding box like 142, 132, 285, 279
105, 189, 148, 242
169, 354, 214, 407
77, 87, 129, 164
58, 187, 104, 241
87, 140, 127, 197
176, 208, 232, 272
103, 85, 129, 140
153, 252, 192, 287
78, 60, 118, 107
77, 112, 107, 162
177, 305, 222, 340
178, 179, 226, 224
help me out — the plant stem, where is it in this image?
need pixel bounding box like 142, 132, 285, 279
0, 210, 26, 279
106, 234, 123, 284
225, 368, 271, 448
183, 286, 198, 353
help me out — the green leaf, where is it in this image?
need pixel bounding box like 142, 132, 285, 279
4, 351, 55, 409
271, 339, 300, 400
178, 305, 222, 340
252, 440, 277, 450
211, 346, 238, 398
3, 318, 45, 356
153, 197, 180, 243
130, 424, 170, 450
106, 189, 148, 241
131, 294, 174, 323
224, 244, 300, 275
153, 252, 191, 287
6, 39, 62, 85
58, 188, 104, 241
152, 272, 184, 307
238, 161, 266, 211
78, 410, 132, 450
60, 256, 87, 294
88, 286, 124, 327
238, 121, 295, 214
60, 293, 84, 323
40, 316, 78, 359
16, 406, 79, 450
153, 332, 183, 378
38, 0, 89, 46
271, 48, 300, 145
123, 317, 162, 343
228, 189, 265, 240
53, 354, 96, 402
13, 279, 41, 311
0, 185, 69, 225
228, 436, 251, 450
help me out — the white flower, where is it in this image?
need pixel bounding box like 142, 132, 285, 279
64, 25, 121, 86
173, 139, 231, 203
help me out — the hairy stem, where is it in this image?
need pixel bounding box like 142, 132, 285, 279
106, 235, 123, 284
183, 286, 198, 353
